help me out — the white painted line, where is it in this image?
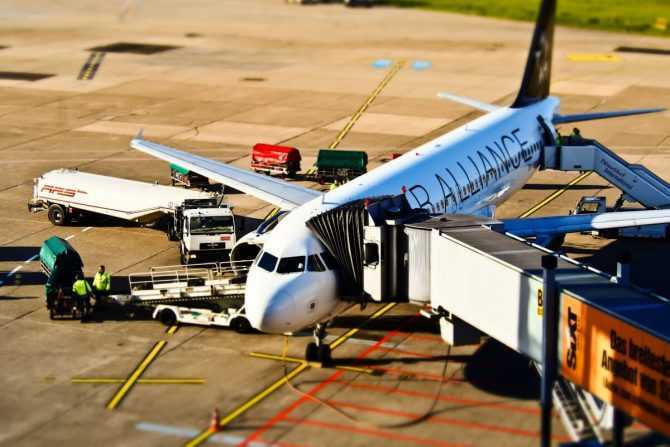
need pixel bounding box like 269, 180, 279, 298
1, 264, 24, 286
64, 234, 75, 240
136, 422, 273, 446
82, 227, 93, 232
24, 254, 39, 263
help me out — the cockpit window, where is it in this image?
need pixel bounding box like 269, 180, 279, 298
276, 256, 305, 274
307, 254, 325, 272
257, 252, 278, 272
320, 251, 339, 270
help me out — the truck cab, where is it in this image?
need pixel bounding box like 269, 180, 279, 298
180, 207, 236, 264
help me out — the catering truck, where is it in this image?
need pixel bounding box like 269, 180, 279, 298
29, 169, 239, 263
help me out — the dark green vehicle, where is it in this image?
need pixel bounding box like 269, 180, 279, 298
315, 149, 368, 183
40, 236, 84, 319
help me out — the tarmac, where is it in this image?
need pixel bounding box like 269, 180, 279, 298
1, 0, 669, 445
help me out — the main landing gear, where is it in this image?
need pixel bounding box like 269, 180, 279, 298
305, 322, 332, 366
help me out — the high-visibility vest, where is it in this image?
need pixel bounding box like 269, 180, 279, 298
93, 272, 111, 291
72, 279, 92, 297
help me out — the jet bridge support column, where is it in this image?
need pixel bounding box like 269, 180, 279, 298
540, 255, 558, 447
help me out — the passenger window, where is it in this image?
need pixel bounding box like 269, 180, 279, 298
277, 256, 305, 274
307, 255, 325, 272
257, 252, 278, 272
320, 251, 339, 270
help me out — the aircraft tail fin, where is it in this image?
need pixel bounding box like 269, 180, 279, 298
511, 0, 557, 108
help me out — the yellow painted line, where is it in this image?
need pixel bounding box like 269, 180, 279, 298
519, 171, 592, 218
185, 302, 396, 447
184, 362, 310, 447
329, 61, 405, 149
106, 340, 167, 410
167, 324, 179, 335
568, 53, 620, 62
250, 352, 375, 375
72, 378, 204, 384
330, 302, 396, 349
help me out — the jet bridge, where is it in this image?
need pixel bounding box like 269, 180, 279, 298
542, 138, 670, 209
354, 210, 670, 443
403, 218, 670, 442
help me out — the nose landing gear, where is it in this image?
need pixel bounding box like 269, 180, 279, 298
305, 323, 332, 366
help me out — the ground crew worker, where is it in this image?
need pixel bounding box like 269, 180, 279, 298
93, 265, 111, 300
72, 272, 93, 316
329, 180, 338, 191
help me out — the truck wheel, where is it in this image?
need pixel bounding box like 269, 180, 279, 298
47, 204, 68, 226
231, 317, 252, 333
158, 308, 177, 326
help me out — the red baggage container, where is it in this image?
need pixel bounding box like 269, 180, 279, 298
251, 143, 301, 177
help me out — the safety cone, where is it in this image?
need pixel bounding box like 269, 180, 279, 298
209, 408, 221, 432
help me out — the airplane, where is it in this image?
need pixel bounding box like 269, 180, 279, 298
132, 0, 668, 362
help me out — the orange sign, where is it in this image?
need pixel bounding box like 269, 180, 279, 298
561, 293, 670, 435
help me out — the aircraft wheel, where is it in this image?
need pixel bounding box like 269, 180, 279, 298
305, 342, 319, 362
318, 344, 332, 366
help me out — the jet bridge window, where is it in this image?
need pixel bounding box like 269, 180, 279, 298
307, 254, 325, 272
277, 256, 305, 274
257, 252, 278, 272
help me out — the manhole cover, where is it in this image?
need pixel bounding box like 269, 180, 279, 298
0, 71, 54, 81
87, 42, 180, 55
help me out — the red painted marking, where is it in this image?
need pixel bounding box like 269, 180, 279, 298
335, 381, 542, 415
239, 316, 417, 446
283, 416, 471, 447
324, 400, 569, 441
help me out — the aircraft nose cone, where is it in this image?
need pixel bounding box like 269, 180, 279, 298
247, 290, 297, 334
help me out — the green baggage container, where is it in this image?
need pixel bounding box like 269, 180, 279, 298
40, 236, 83, 278
315, 149, 368, 181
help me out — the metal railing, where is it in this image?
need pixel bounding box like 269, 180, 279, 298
129, 260, 253, 291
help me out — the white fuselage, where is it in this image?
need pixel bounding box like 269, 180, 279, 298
245, 98, 560, 333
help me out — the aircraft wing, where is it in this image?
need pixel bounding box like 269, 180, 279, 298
131, 136, 321, 210
496, 209, 670, 238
